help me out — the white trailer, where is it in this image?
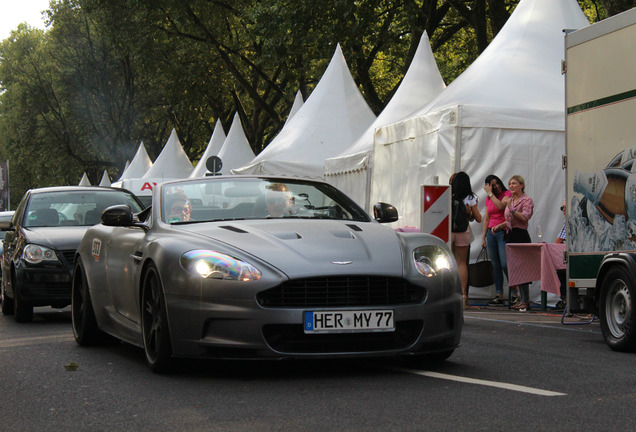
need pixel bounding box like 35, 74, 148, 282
565, 7, 636, 351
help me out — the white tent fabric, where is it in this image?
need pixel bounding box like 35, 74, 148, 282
190, 121, 227, 177
283, 90, 304, 127
216, 113, 256, 175
372, 0, 590, 298
324, 32, 445, 209
118, 142, 153, 180
78, 172, 91, 186
142, 129, 193, 179
232, 44, 376, 179
99, 170, 111, 187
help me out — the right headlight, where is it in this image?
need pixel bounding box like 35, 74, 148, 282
23, 244, 59, 264
413, 245, 452, 278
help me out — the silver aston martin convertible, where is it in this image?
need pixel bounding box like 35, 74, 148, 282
72, 176, 462, 372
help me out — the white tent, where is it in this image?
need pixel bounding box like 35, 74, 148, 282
99, 170, 111, 187
142, 128, 193, 179
78, 172, 91, 186
190, 121, 227, 178
216, 113, 256, 175
283, 90, 304, 127
372, 0, 589, 244
118, 142, 153, 180
324, 32, 445, 209
233, 44, 376, 179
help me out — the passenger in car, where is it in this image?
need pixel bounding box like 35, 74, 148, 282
265, 183, 293, 217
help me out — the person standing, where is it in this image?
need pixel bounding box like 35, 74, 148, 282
482, 175, 512, 305
496, 175, 534, 311
450, 172, 482, 308
555, 200, 567, 310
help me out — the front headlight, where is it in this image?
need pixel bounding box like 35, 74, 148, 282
23, 244, 59, 264
413, 245, 452, 277
180, 250, 262, 281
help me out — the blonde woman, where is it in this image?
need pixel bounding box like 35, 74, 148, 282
492, 175, 534, 311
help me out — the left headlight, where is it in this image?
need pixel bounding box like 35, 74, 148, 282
180, 250, 262, 281
413, 245, 452, 278
23, 244, 60, 264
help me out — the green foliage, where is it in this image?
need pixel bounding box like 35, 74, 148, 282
0, 0, 625, 204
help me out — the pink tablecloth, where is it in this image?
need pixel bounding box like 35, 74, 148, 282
506, 243, 566, 296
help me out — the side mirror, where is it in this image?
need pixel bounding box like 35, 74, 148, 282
0, 220, 12, 231
373, 202, 398, 223
101, 205, 135, 227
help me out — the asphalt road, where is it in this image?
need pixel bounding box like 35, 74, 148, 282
0, 305, 634, 432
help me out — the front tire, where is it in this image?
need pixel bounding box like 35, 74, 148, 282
1, 281, 14, 315
141, 264, 173, 373
600, 266, 636, 352
72, 257, 103, 345
13, 270, 33, 323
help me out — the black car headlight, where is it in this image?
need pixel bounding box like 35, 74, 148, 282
413, 245, 452, 277
23, 244, 60, 264
180, 250, 262, 281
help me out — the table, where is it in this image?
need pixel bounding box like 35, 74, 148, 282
506, 243, 567, 310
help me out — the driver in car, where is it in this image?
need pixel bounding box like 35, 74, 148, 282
166, 192, 192, 222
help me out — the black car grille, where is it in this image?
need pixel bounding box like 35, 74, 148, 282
256, 276, 425, 308
263, 320, 423, 353
60, 250, 76, 267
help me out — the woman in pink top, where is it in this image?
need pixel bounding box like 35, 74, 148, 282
497, 175, 534, 311
482, 175, 512, 305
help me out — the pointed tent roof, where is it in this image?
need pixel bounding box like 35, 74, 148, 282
190, 121, 227, 178
233, 44, 376, 179
401, 0, 590, 129
216, 113, 256, 175
325, 31, 445, 174
99, 170, 111, 187
118, 142, 153, 180
283, 90, 304, 127
78, 172, 91, 186
142, 129, 193, 179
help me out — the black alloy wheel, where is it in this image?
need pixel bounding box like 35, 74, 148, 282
141, 264, 173, 373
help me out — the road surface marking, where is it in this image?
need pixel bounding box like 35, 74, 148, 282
1, 333, 73, 348
393, 368, 567, 396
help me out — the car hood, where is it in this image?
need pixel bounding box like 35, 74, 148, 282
24, 226, 89, 250
174, 220, 405, 278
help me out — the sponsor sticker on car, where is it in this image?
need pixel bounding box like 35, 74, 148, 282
303, 310, 394, 334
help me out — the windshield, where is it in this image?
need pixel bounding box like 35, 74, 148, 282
24, 190, 144, 227
161, 178, 370, 224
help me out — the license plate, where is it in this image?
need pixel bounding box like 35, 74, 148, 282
303, 310, 394, 334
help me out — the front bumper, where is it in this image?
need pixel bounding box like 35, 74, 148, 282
14, 265, 72, 307
165, 278, 462, 360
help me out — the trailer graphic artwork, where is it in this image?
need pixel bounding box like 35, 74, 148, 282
570, 148, 636, 253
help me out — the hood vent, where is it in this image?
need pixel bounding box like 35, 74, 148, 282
346, 224, 363, 232
220, 225, 248, 233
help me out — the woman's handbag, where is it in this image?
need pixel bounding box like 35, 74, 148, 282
468, 247, 494, 287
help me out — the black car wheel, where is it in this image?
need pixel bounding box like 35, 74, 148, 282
600, 266, 636, 352
72, 257, 103, 345
1, 281, 14, 315
141, 264, 173, 373
13, 270, 33, 323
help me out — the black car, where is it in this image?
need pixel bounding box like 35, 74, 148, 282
0, 186, 144, 322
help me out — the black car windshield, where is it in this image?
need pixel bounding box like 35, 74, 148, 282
161, 178, 371, 224
24, 190, 144, 227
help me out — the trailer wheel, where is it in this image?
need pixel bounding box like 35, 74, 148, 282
600, 266, 636, 352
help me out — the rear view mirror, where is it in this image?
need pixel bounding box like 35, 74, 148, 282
373, 202, 398, 223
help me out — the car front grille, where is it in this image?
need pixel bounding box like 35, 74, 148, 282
60, 250, 76, 267
256, 276, 425, 308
